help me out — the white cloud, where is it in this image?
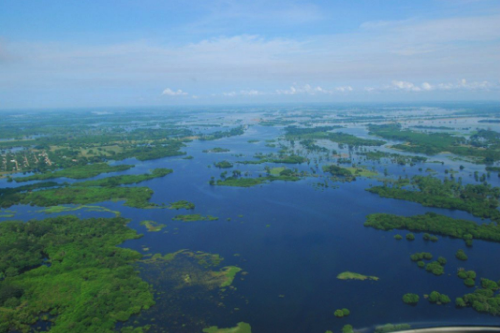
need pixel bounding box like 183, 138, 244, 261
162, 88, 188, 96
369, 79, 498, 93
276, 84, 353, 95
222, 90, 264, 97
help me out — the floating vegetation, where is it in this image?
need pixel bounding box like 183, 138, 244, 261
140, 220, 166, 232
337, 271, 379, 281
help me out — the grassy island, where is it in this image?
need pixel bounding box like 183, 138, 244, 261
0, 216, 154, 333
337, 271, 379, 281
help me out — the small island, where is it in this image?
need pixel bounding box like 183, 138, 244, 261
140, 220, 166, 232
337, 271, 379, 281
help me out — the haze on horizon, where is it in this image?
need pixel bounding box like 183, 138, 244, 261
0, 0, 499, 109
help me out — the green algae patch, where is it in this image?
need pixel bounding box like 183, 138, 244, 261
173, 214, 219, 222
337, 271, 379, 281
140, 220, 166, 232
41, 204, 121, 216
168, 200, 195, 210
142, 250, 242, 289
203, 322, 252, 333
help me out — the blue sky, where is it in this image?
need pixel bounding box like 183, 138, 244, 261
0, 0, 499, 109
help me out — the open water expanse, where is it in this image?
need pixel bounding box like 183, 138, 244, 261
1, 113, 500, 333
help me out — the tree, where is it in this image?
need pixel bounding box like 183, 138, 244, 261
342, 308, 350, 316
428, 291, 440, 303
464, 278, 475, 287
437, 257, 447, 265
402, 293, 419, 305
334, 310, 344, 318
394, 234, 403, 240
439, 294, 451, 304
455, 249, 468, 261
406, 233, 415, 241
342, 325, 354, 333
455, 297, 466, 308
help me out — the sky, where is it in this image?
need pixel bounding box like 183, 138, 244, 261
0, 0, 499, 109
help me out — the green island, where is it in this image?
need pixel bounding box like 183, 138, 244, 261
364, 212, 500, 245
334, 308, 350, 318
427, 291, 451, 304
76, 168, 173, 186
0, 169, 174, 209
366, 175, 500, 222
455, 249, 468, 261
140, 220, 166, 232
14, 163, 134, 182
168, 200, 195, 210
203, 322, 252, 333
215, 172, 301, 187
402, 293, 419, 305
214, 160, 234, 168
337, 271, 379, 281
0, 216, 154, 333
41, 204, 120, 216
172, 214, 219, 222
456, 277, 500, 315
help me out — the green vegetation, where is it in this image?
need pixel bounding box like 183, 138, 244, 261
203, 322, 252, 333
456, 277, 500, 315
367, 175, 500, 222
199, 126, 245, 141
428, 291, 451, 304
337, 271, 379, 281
455, 249, 468, 261
334, 308, 350, 317
284, 126, 343, 139
214, 160, 234, 168
365, 212, 500, 245
140, 220, 166, 232
1, 169, 173, 209
0, 216, 154, 332
168, 200, 195, 210
425, 261, 445, 276
216, 173, 300, 187
41, 205, 120, 216
406, 233, 415, 241
14, 163, 134, 182
402, 293, 419, 305
375, 324, 411, 333
394, 234, 403, 240
342, 324, 354, 333
359, 151, 427, 165
368, 123, 500, 163
77, 168, 173, 187
203, 147, 230, 153
410, 252, 432, 261
20, 186, 156, 209
172, 214, 219, 222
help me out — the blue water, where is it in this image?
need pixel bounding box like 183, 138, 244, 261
2, 122, 500, 332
